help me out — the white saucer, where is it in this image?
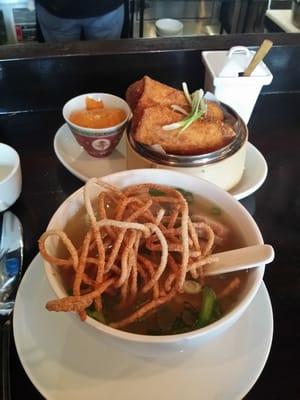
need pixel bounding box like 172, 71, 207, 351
229, 142, 267, 200
13, 254, 273, 400
54, 124, 267, 200
53, 124, 127, 182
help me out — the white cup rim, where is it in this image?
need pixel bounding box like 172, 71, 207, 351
0, 143, 20, 185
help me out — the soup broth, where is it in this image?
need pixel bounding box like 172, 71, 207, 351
69, 96, 126, 129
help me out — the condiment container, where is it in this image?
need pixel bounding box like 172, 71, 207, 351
126, 103, 248, 192
202, 46, 273, 124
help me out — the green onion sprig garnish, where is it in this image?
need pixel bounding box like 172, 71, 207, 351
162, 82, 207, 135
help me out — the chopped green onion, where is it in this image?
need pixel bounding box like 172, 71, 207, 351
171, 316, 190, 334
211, 206, 222, 216
87, 308, 106, 323
66, 288, 73, 296
171, 104, 188, 115
182, 308, 197, 326
149, 187, 193, 204
195, 286, 218, 328
182, 82, 192, 106
175, 188, 194, 204
183, 280, 202, 294
149, 188, 167, 196
163, 83, 207, 135
162, 121, 185, 131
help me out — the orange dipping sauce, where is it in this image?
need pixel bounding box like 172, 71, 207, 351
69, 97, 126, 129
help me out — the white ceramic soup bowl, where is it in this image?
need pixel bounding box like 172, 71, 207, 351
43, 169, 265, 357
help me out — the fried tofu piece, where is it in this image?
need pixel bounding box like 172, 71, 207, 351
127, 76, 188, 131
134, 105, 235, 155
126, 75, 188, 111
127, 76, 233, 154
205, 101, 224, 121
127, 75, 224, 117
127, 76, 225, 131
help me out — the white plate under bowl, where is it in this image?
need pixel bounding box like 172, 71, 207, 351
230, 142, 267, 200
13, 254, 273, 400
54, 124, 267, 200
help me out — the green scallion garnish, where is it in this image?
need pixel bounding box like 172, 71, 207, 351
163, 82, 207, 135
149, 188, 167, 197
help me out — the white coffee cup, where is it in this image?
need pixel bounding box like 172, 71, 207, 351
0, 143, 22, 211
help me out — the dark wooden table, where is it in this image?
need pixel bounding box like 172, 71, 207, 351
0, 33, 300, 399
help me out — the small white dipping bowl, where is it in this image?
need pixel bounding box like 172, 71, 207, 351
155, 18, 183, 37
43, 169, 265, 357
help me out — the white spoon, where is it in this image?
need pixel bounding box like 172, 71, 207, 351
204, 244, 274, 276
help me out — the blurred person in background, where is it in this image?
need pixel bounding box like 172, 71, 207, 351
35, 0, 125, 42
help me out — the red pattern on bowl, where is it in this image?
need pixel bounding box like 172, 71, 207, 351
72, 129, 123, 157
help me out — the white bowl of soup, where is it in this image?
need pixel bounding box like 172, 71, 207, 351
40, 169, 265, 357
63, 93, 131, 158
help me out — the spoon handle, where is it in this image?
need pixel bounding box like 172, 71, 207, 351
242, 40, 273, 77
204, 244, 274, 276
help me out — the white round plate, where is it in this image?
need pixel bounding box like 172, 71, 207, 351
13, 254, 273, 400
229, 142, 267, 200
54, 124, 267, 200
53, 124, 127, 182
